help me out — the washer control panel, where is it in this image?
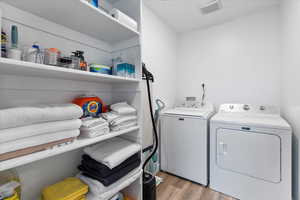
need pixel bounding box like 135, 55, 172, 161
219, 104, 279, 114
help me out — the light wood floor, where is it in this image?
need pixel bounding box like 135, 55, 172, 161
156, 172, 237, 200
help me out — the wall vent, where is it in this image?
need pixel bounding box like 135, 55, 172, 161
200, 0, 223, 15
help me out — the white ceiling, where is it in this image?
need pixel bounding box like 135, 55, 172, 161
144, 0, 280, 33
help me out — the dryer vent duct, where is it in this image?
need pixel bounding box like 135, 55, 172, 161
200, 0, 223, 15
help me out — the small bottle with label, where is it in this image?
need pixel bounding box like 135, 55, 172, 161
1, 29, 7, 58
26, 42, 40, 63
77, 51, 88, 71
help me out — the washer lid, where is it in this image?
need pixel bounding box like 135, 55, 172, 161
211, 104, 291, 130
163, 102, 214, 119
212, 112, 291, 130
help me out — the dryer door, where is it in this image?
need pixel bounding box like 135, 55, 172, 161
216, 128, 281, 183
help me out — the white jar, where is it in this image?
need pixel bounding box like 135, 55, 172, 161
7, 48, 22, 60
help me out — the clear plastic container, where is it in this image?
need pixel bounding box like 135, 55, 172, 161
44, 48, 61, 66
70, 55, 80, 69
116, 63, 126, 77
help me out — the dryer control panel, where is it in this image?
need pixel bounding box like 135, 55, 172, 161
219, 104, 279, 115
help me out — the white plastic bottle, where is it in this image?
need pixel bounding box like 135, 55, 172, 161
26, 43, 39, 63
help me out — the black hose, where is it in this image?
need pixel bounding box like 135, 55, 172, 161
142, 69, 159, 177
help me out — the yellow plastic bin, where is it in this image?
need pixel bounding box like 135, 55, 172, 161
42, 177, 88, 200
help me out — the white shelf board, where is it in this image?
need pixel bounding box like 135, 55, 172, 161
0, 126, 140, 171
0, 58, 140, 83
2, 0, 140, 43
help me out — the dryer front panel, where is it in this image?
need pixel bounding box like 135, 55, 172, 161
216, 128, 281, 183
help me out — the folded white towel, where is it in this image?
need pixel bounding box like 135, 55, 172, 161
78, 168, 142, 200
0, 130, 80, 154
110, 115, 137, 126
80, 126, 110, 138
83, 137, 141, 169
81, 117, 108, 129
110, 102, 136, 115
0, 119, 82, 144
81, 123, 109, 132
0, 104, 83, 130
101, 112, 120, 123
80, 117, 109, 138
110, 121, 137, 132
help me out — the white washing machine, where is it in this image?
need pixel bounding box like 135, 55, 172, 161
210, 104, 292, 200
160, 103, 214, 185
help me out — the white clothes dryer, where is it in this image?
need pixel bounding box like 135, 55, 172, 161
210, 104, 292, 200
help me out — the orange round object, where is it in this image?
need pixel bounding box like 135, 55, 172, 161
48, 48, 60, 53
73, 96, 107, 118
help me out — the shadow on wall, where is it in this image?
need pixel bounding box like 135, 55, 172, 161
282, 107, 300, 200
293, 133, 299, 199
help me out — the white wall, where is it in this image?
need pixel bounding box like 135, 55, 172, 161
141, 5, 178, 148
142, 5, 178, 107
280, 1, 300, 199
176, 7, 281, 107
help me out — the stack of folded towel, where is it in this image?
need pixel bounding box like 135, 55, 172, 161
77, 137, 141, 200
80, 117, 109, 138
102, 102, 138, 131
78, 169, 142, 200
42, 177, 88, 200
0, 104, 83, 161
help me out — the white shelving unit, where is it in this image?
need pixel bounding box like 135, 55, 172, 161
1, 0, 140, 43
0, 126, 140, 171
0, 58, 140, 84
0, 0, 143, 199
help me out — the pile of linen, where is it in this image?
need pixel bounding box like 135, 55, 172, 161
102, 102, 138, 131
77, 137, 141, 200
80, 117, 109, 138
0, 104, 83, 161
